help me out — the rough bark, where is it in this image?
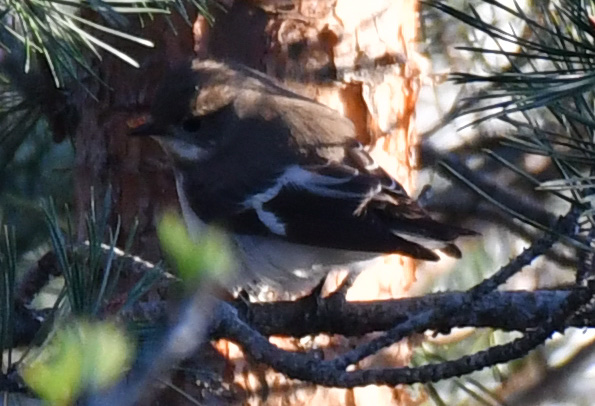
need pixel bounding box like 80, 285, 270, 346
73, 0, 425, 404
73, 9, 197, 258
190, 1, 424, 404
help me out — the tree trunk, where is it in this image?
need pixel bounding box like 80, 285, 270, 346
199, 1, 424, 405
73, 0, 424, 404
73, 9, 196, 257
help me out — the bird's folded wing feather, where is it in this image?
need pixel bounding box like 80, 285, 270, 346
236, 152, 478, 260
178, 98, 473, 260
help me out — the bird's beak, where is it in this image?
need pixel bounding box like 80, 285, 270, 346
128, 117, 164, 137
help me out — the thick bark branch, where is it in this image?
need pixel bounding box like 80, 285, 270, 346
210, 282, 593, 387
16, 287, 593, 347
235, 288, 595, 337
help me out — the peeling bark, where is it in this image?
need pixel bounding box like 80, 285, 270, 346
187, 1, 425, 404
73, 1, 425, 404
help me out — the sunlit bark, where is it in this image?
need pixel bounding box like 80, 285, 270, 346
75, 1, 424, 404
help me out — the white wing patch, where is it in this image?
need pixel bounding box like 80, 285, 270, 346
256, 209, 287, 235
284, 165, 365, 198
244, 165, 372, 235
246, 177, 287, 236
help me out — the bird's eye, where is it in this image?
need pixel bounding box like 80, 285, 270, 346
182, 117, 201, 132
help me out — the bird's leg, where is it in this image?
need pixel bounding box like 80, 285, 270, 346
288, 275, 327, 305
230, 288, 252, 316
327, 272, 358, 299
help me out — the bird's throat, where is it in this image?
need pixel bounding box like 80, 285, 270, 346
174, 172, 208, 239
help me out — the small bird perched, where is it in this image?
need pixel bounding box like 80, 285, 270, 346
130, 59, 475, 294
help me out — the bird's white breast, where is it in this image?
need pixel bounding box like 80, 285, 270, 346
175, 172, 208, 238
230, 235, 378, 296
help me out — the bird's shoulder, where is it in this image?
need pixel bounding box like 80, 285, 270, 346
191, 61, 356, 149
232, 89, 357, 147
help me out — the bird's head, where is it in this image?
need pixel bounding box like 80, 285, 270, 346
129, 59, 329, 165
128, 60, 243, 164
128, 62, 201, 162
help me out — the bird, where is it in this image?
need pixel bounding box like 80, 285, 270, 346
130, 59, 476, 295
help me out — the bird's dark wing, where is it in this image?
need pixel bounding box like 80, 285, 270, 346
252, 157, 474, 260
174, 96, 473, 260
181, 135, 473, 260
251, 163, 444, 260
342, 142, 476, 248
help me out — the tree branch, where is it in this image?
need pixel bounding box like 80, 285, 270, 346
235, 288, 595, 337
212, 280, 594, 387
